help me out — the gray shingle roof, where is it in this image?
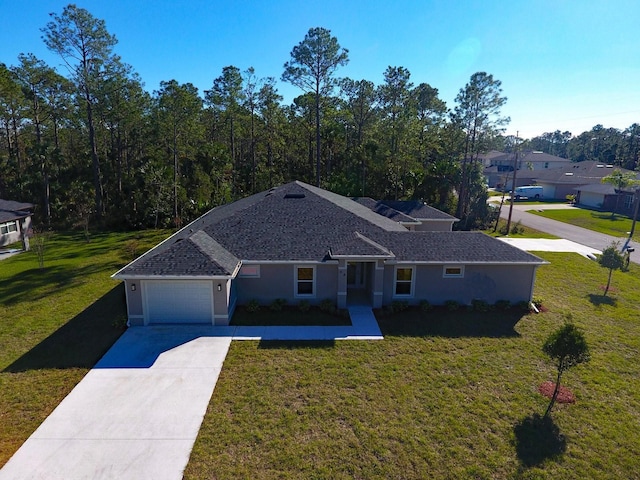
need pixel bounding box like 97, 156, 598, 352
122, 233, 239, 276
378, 231, 542, 263
378, 200, 458, 221
114, 181, 544, 278
0, 199, 33, 224
352, 198, 419, 223
535, 162, 640, 185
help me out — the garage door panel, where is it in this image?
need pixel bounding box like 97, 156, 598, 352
145, 280, 213, 324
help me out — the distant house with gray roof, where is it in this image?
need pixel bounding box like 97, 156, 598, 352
113, 181, 546, 326
534, 162, 640, 202
0, 199, 33, 250
482, 151, 571, 189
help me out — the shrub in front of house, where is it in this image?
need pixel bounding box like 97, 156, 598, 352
494, 299, 511, 311
445, 300, 460, 311
419, 300, 432, 313
270, 298, 287, 312
319, 299, 336, 314
246, 299, 260, 313
471, 299, 491, 312
298, 300, 310, 312
391, 300, 409, 313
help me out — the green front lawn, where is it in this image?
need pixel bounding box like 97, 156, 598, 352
4, 231, 640, 478
185, 253, 640, 479
486, 219, 558, 239
529, 208, 640, 241
0, 230, 168, 466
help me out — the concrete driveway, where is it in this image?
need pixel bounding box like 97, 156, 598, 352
0, 327, 232, 480
0, 308, 382, 479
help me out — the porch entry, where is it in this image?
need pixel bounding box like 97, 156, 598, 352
347, 261, 373, 306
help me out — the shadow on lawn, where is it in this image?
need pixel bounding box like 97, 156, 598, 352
3, 285, 127, 372
588, 293, 617, 306
0, 262, 119, 306
514, 413, 567, 468
377, 309, 525, 338
258, 340, 336, 349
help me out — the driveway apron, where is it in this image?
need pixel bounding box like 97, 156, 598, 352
0, 327, 232, 480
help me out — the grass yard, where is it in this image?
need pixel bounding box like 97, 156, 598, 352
486, 219, 558, 239
185, 252, 640, 479
0, 229, 168, 466
529, 208, 640, 242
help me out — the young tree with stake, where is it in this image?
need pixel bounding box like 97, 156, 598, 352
542, 322, 590, 418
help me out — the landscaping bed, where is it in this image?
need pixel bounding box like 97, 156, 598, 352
231, 304, 351, 326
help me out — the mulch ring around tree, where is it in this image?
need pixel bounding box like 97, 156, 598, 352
538, 381, 576, 404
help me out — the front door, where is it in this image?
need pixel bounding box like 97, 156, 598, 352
347, 262, 365, 288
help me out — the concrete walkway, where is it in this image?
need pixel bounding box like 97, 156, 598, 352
0, 308, 382, 479
497, 237, 601, 258
232, 306, 383, 341
0, 248, 23, 261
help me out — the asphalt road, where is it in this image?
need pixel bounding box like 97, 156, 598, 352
496, 202, 640, 264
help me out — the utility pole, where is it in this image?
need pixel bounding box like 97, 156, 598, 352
622, 186, 640, 252
505, 132, 519, 235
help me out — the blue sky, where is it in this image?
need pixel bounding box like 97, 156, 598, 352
2, 0, 639, 139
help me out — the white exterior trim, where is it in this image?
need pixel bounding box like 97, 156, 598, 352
443, 265, 465, 278
294, 264, 316, 298
393, 265, 415, 298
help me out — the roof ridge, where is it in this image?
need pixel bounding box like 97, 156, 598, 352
354, 231, 395, 257
190, 230, 240, 275
296, 182, 407, 232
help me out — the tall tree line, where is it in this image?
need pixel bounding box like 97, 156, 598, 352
1, 5, 518, 232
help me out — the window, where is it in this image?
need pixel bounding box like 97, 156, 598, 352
394, 266, 414, 296
238, 264, 260, 278
624, 194, 634, 210
443, 266, 464, 278
296, 266, 315, 296
0, 221, 17, 235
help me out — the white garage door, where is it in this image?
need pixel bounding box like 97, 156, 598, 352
145, 280, 213, 324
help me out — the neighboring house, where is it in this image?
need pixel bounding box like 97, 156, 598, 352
113, 181, 546, 326
352, 198, 458, 231
575, 183, 638, 215
483, 151, 571, 189
0, 199, 33, 250
534, 162, 640, 201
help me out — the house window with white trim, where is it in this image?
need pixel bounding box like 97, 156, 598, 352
295, 266, 315, 297
238, 264, 260, 278
443, 265, 464, 278
0, 221, 17, 235
394, 266, 414, 296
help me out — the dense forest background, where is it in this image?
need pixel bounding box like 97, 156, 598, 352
1, 5, 639, 232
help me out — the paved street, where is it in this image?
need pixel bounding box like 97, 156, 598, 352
496, 202, 640, 264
